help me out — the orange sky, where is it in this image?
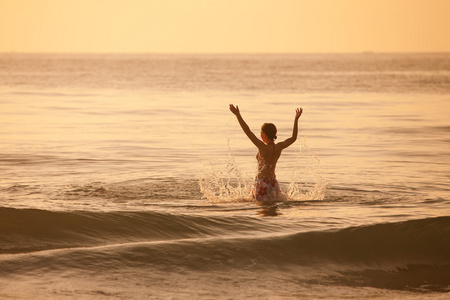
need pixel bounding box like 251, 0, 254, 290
1, 0, 449, 53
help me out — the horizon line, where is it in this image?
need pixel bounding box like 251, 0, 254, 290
1, 50, 450, 55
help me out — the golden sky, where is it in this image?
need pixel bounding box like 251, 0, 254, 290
1, 0, 449, 53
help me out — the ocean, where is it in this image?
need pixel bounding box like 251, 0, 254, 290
0, 53, 449, 299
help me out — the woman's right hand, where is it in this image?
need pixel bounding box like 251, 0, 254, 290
229, 104, 240, 116
295, 107, 303, 120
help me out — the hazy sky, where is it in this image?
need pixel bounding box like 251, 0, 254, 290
1, 0, 449, 53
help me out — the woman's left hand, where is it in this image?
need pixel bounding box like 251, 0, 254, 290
229, 104, 240, 116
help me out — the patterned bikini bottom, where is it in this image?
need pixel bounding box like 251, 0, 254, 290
254, 178, 284, 202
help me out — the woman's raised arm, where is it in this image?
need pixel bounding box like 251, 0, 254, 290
278, 108, 303, 150
229, 104, 264, 148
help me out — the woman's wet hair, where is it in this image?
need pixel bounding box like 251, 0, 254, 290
261, 123, 277, 141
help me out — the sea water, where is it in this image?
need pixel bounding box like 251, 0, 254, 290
0, 53, 449, 299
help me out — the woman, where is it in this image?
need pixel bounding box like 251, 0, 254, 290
229, 104, 303, 202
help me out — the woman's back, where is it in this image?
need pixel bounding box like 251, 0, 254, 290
256, 143, 281, 179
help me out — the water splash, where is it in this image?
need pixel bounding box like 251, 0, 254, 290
198, 132, 327, 203
287, 131, 328, 201
198, 138, 254, 203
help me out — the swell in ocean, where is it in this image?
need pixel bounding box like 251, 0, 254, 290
1, 207, 449, 292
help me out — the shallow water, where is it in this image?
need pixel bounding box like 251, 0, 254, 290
0, 53, 449, 299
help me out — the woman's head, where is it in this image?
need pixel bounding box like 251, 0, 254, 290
261, 123, 277, 142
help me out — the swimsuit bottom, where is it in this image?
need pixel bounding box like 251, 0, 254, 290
254, 178, 283, 202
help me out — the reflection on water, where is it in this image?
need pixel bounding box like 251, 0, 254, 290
257, 202, 281, 217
